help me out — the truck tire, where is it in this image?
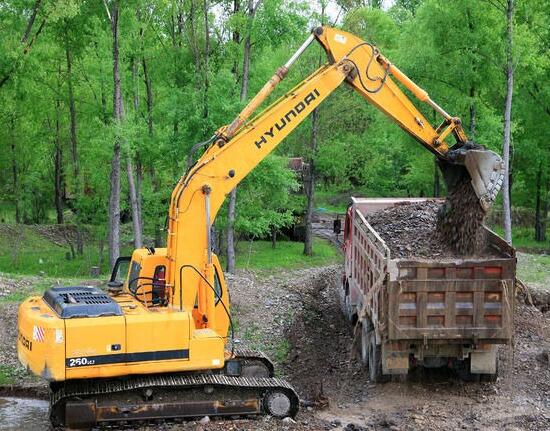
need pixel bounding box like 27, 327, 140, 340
360, 323, 369, 366
480, 356, 499, 382
367, 331, 386, 383
344, 291, 354, 323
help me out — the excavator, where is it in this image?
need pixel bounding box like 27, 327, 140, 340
17, 26, 504, 428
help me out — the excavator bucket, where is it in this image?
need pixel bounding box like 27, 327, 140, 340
463, 149, 505, 211
440, 144, 505, 212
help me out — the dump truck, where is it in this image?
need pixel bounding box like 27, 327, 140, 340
341, 197, 516, 381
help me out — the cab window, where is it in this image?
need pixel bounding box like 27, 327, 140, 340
128, 261, 142, 293
110, 256, 131, 284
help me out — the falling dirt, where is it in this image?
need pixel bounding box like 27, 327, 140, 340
437, 174, 487, 255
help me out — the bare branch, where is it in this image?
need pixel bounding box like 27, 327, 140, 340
481, 0, 506, 12
103, 0, 112, 22
21, 0, 43, 42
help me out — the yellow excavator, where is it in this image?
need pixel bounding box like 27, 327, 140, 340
17, 26, 504, 428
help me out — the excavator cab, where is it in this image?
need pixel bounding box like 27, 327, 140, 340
108, 249, 171, 307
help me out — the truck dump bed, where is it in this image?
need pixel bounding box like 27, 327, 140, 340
342, 197, 516, 378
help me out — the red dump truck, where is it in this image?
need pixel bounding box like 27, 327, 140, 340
340, 197, 516, 381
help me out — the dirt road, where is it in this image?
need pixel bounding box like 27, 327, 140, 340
1, 265, 549, 430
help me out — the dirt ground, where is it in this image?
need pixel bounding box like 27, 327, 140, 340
1, 263, 549, 430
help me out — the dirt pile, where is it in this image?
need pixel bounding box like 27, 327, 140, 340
366, 199, 494, 259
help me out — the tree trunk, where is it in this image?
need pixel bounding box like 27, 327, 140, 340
542, 176, 549, 242
0, 0, 46, 90
65, 29, 78, 181
271, 226, 277, 249
502, 0, 514, 245
240, 35, 251, 101
231, 0, 241, 76
142, 56, 155, 241
10, 117, 20, 224
188, 0, 201, 74
202, 0, 209, 119
130, 54, 143, 246
226, 0, 258, 272
304, 2, 325, 256
304, 107, 318, 256
469, 86, 476, 138
54, 98, 64, 224
226, 188, 237, 273
535, 161, 543, 242
126, 155, 143, 248
150, 165, 163, 248
108, 0, 122, 269
142, 57, 153, 136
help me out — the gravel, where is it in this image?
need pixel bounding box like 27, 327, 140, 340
366, 199, 496, 259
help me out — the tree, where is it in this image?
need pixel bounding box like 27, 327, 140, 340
501, 0, 514, 245
227, 0, 262, 274
105, 0, 123, 268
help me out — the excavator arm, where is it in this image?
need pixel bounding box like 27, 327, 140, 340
166, 26, 504, 326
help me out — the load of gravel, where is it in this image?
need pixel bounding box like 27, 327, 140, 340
366, 199, 494, 259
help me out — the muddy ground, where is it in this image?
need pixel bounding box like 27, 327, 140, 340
1, 264, 549, 430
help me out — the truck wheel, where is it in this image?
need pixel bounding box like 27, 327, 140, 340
480, 357, 499, 382
344, 292, 354, 322
360, 324, 369, 366
368, 332, 386, 383
339, 285, 347, 315
455, 359, 480, 382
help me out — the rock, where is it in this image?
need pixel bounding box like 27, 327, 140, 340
282, 417, 296, 424
199, 415, 210, 425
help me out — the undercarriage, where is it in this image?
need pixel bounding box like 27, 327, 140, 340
49, 348, 299, 429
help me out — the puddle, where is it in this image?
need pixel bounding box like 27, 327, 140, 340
0, 397, 50, 430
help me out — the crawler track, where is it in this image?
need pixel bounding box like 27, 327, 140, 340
49, 349, 298, 429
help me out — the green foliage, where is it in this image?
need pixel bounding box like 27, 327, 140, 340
0, 0, 548, 251
235, 155, 299, 238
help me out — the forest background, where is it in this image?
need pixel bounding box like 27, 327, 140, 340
0, 0, 548, 276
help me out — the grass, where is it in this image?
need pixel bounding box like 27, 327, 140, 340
516, 253, 550, 287
315, 189, 349, 214
229, 238, 342, 271
0, 224, 132, 278
489, 225, 550, 252
273, 339, 291, 364
0, 365, 20, 385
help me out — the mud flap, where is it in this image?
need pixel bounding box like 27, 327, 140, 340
470, 346, 497, 374
381, 344, 408, 375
